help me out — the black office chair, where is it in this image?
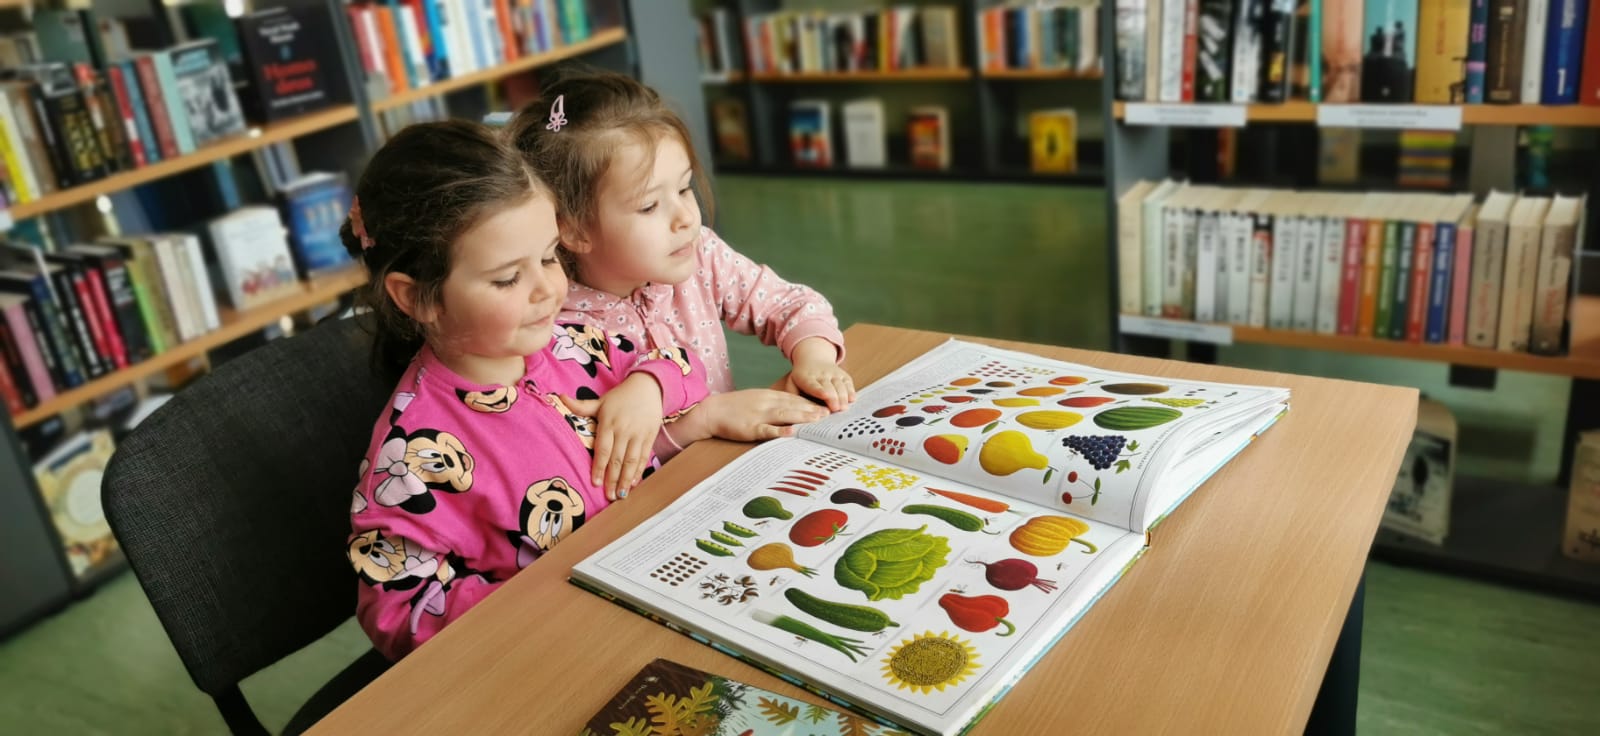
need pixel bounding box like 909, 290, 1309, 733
103, 315, 398, 735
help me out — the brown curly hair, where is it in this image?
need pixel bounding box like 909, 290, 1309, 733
341, 120, 544, 374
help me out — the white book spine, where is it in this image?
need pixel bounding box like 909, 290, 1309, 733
1522, 0, 1549, 102
1118, 189, 1146, 315
1248, 213, 1272, 327
1158, 0, 1187, 100
1230, 0, 1260, 102
1467, 218, 1507, 348
1195, 210, 1220, 322
153, 236, 198, 342
1268, 215, 1298, 329
1180, 207, 1199, 318
1163, 205, 1185, 316
1228, 212, 1253, 323
180, 233, 221, 332
1291, 216, 1322, 331
1496, 220, 1541, 351
1316, 216, 1346, 334
1142, 197, 1167, 316
1214, 213, 1234, 322
1144, 0, 1164, 100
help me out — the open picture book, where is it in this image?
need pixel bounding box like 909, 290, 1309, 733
572, 340, 1291, 736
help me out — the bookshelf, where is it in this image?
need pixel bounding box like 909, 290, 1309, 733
1098, 6, 1600, 598
747, 68, 973, 83
10, 267, 366, 430
1111, 101, 1600, 127
370, 27, 628, 112
984, 69, 1104, 80
8, 106, 361, 221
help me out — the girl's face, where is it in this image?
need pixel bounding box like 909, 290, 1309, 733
428, 194, 567, 378
566, 133, 701, 296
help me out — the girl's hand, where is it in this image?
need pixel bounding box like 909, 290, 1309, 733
668, 390, 830, 445
786, 337, 855, 412
558, 373, 665, 501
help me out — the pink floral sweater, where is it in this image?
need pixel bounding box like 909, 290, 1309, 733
347, 324, 707, 660
558, 226, 844, 393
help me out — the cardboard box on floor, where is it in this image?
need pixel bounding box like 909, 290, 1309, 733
1565, 430, 1600, 564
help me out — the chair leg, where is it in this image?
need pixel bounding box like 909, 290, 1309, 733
213, 686, 269, 736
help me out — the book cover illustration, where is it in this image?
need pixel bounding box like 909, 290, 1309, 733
1196, 0, 1234, 100
1381, 399, 1454, 545
1362, 0, 1419, 100
574, 341, 1290, 736
1028, 109, 1078, 174
236, 5, 346, 123
280, 172, 354, 277
907, 107, 949, 170
1414, 0, 1472, 101
170, 39, 246, 146
711, 99, 751, 163
1260, 0, 1302, 101
1323, 0, 1366, 100
581, 659, 910, 736
34, 428, 121, 580
789, 101, 831, 168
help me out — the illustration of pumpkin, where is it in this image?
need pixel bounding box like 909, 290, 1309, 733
1009, 516, 1097, 556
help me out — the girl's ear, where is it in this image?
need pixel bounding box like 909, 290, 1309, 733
559, 220, 593, 254
385, 272, 439, 325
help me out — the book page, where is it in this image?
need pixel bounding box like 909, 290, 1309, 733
572, 437, 1146, 736
798, 340, 1290, 531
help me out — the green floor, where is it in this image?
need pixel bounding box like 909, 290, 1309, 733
2, 176, 1595, 734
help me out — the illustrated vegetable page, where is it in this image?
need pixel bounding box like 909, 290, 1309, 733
573, 341, 1289, 734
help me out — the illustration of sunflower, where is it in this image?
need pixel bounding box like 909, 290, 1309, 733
881, 631, 981, 694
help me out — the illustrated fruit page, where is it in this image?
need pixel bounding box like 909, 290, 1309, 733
798, 340, 1289, 530
575, 438, 1147, 734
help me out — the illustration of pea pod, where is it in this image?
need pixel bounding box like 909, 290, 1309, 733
901, 504, 999, 534
697, 539, 735, 557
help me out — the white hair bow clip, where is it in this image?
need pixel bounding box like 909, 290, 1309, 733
546, 94, 567, 133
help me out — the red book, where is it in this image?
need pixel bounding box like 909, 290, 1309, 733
79, 266, 127, 369
133, 56, 179, 160
1181, 0, 1199, 101
1406, 221, 1435, 343
1337, 217, 1366, 335
0, 346, 22, 414
1582, 0, 1600, 104
66, 271, 115, 369
347, 6, 381, 76
104, 65, 146, 168
493, 0, 519, 60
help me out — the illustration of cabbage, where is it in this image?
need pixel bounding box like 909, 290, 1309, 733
833, 525, 951, 601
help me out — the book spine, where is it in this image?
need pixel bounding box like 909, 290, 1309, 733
1181, 0, 1199, 100
1406, 221, 1435, 342
1195, 0, 1233, 100
494, 0, 519, 60
100, 256, 150, 362
18, 295, 68, 390
1309, 0, 1324, 100
1181, 207, 1200, 318
1195, 210, 1220, 321
26, 85, 74, 189
1521, 0, 1548, 102
1467, 216, 1507, 347
1269, 214, 1297, 329
1214, 212, 1234, 321
50, 269, 105, 378
1357, 217, 1385, 337
0, 325, 24, 414
1292, 216, 1322, 332
1142, 198, 1166, 316
1425, 221, 1454, 343
22, 278, 82, 387
1249, 211, 1273, 327
1159, 0, 1188, 99
1392, 222, 1417, 340
1485, 0, 1525, 102
1337, 217, 1365, 335
80, 265, 129, 369
134, 57, 180, 160
180, 234, 222, 332
1448, 222, 1473, 344
2, 302, 55, 398
131, 246, 178, 352
1228, 212, 1254, 323
1416, 0, 1472, 102
1118, 188, 1145, 313
1374, 219, 1399, 339
1231, 0, 1265, 101
376, 3, 412, 92
1316, 216, 1345, 334
4, 88, 56, 195
1582, 0, 1600, 103
104, 65, 147, 168
1541, 0, 1586, 102
117, 62, 160, 164
0, 318, 35, 408
1496, 218, 1539, 351
1466, 0, 1491, 101
1162, 205, 1185, 316
1116, 0, 1149, 99
1259, 0, 1298, 102
1530, 215, 1575, 354
421, 0, 452, 79
0, 106, 33, 202
67, 266, 118, 370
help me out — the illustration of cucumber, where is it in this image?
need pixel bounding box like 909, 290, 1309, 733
901, 504, 994, 534
696, 539, 734, 557
723, 521, 759, 538
709, 530, 745, 547
783, 588, 898, 632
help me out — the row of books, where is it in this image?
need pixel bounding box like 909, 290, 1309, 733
345, 0, 600, 96
978, 0, 1104, 72
0, 173, 351, 414
735, 6, 963, 75
1116, 183, 1588, 355
1114, 0, 1600, 105
784, 99, 956, 170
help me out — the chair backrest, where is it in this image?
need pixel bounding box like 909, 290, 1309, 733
103, 316, 395, 697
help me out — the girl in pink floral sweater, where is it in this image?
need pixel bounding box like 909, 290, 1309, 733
342, 121, 709, 660
512, 70, 852, 496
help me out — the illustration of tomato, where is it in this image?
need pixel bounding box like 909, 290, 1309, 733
789, 509, 851, 547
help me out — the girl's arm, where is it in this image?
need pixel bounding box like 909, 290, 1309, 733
702, 228, 845, 362
351, 529, 501, 661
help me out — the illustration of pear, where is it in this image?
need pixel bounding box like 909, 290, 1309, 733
978, 431, 1049, 476
924, 434, 968, 465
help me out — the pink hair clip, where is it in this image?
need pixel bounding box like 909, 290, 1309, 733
350, 196, 375, 251
546, 94, 567, 133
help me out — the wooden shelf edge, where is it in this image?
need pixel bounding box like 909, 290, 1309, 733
372, 27, 627, 112
8, 106, 361, 221
748, 68, 973, 83
1112, 100, 1600, 126
981, 69, 1104, 80
9, 267, 366, 429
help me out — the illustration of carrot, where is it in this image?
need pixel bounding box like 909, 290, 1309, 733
926, 488, 1021, 515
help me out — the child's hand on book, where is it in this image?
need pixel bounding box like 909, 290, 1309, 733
559, 373, 665, 500
786, 337, 855, 412
666, 390, 828, 445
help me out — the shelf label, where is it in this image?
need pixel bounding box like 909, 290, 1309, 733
1123, 103, 1247, 128
1316, 105, 1463, 131
1119, 314, 1234, 345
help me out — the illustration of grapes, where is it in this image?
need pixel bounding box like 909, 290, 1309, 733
1059, 436, 1141, 505
880, 631, 982, 694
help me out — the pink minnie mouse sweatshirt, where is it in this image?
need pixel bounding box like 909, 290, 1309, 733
559, 226, 845, 393
347, 323, 707, 660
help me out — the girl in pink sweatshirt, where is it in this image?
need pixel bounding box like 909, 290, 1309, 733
342, 121, 709, 660
512, 69, 854, 496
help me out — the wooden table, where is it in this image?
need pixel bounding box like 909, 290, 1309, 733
311, 323, 1417, 735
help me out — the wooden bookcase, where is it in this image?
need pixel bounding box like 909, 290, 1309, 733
1098, 15, 1600, 597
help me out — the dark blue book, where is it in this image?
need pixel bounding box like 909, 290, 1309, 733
1541, 0, 1587, 103
1425, 221, 1454, 343
1390, 221, 1416, 340
279, 172, 354, 277
1465, 0, 1490, 101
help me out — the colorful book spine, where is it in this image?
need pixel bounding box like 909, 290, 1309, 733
1375, 219, 1401, 339
1405, 220, 1433, 342
1425, 220, 1454, 343
1582, 0, 1600, 103
1416, 0, 1472, 102
1338, 216, 1366, 335
150, 52, 196, 154
0, 315, 36, 407
1181, 0, 1199, 100
1465, 0, 1491, 100
1260, 0, 1298, 101
1447, 217, 1473, 344
1541, 0, 1587, 102
1357, 216, 1386, 337
105, 64, 149, 167
1, 299, 55, 399
1485, 0, 1525, 102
